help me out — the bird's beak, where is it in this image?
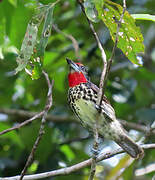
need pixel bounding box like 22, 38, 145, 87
66, 58, 80, 72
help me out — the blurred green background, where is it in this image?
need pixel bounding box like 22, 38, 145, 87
0, 0, 155, 179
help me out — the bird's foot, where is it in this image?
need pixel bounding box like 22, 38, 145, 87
91, 147, 100, 158
95, 104, 102, 113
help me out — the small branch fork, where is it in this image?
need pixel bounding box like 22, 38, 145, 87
0, 111, 44, 136
19, 71, 54, 180
77, 0, 126, 179
1, 144, 155, 180
0, 111, 154, 136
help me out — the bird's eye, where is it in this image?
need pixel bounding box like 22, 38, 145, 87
81, 66, 86, 71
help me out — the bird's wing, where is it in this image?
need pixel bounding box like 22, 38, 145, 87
88, 81, 110, 104
87, 81, 116, 121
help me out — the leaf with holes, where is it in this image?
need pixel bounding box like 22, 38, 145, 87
37, 2, 58, 58
94, 0, 144, 66
15, 22, 38, 73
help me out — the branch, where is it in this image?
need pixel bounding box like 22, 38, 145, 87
103, 0, 127, 92
77, 1, 127, 179
1, 144, 155, 180
135, 162, 155, 176
1, 109, 155, 136
0, 108, 73, 123
0, 111, 44, 136
88, 123, 99, 180
119, 119, 152, 134
59, 135, 91, 145
19, 71, 54, 180
77, 1, 108, 178
77, 1, 107, 105
53, 24, 81, 59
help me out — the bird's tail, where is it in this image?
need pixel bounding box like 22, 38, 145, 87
116, 135, 144, 158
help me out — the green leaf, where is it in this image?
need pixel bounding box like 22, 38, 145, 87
0, 0, 15, 37
27, 161, 38, 174
8, 0, 17, 7
15, 22, 38, 73
60, 145, 75, 161
54, 67, 66, 92
31, 61, 42, 80
0, 122, 23, 148
84, 0, 99, 23
122, 161, 135, 180
36, 0, 60, 59
106, 155, 134, 180
131, 14, 155, 22
19, 122, 53, 162
95, 0, 145, 66
0, 47, 4, 59
21, 1, 59, 79
37, 4, 54, 58
0, 17, 5, 45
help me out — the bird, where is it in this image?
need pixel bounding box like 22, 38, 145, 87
66, 58, 144, 158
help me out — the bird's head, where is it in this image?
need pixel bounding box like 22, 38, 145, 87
66, 58, 89, 87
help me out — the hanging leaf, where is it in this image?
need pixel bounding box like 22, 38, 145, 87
37, 1, 59, 58
15, 1, 59, 78
94, 0, 145, 66
15, 22, 38, 73
84, 0, 99, 23
31, 1, 59, 79
15, 4, 47, 74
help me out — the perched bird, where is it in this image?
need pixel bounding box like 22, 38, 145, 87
66, 58, 144, 158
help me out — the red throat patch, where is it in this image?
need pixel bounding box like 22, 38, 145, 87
68, 72, 87, 87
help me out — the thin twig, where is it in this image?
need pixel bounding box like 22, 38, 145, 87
59, 135, 91, 145
77, 1, 107, 105
77, 1, 108, 179
103, 0, 127, 90
0, 108, 74, 124
135, 162, 155, 176
119, 119, 151, 134
19, 71, 54, 180
53, 24, 81, 59
0, 111, 44, 136
1, 109, 155, 136
141, 120, 155, 143
1, 144, 155, 180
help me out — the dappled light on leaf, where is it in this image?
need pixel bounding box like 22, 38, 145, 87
15, 1, 59, 79
0, 0, 155, 179
84, 0, 99, 23
15, 23, 38, 73
95, 0, 145, 66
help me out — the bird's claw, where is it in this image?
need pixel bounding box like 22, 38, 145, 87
95, 104, 101, 113
91, 147, 100, 158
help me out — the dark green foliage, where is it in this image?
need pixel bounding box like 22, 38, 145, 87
0, 0, 155, 179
